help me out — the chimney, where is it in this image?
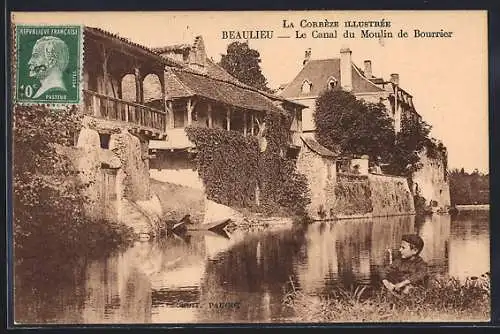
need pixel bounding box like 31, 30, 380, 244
390, 73, 399, 85
340, 47, 353, 91
303, 48, 311, 66
364, 60, 372, 78
189, 36, 207, 73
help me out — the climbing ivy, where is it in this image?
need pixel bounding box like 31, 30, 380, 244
185, 126, 259, 208
185, 111, 310, 217
258, 111, 311, 216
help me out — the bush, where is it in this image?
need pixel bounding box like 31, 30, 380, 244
13, 105, 133, 260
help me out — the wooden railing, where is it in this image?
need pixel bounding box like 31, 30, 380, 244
83, 90, 166, 132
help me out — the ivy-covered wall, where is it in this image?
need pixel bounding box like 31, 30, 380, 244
185, 111, 310, 217
330, 173, 415, 218
332, 175, 373, 216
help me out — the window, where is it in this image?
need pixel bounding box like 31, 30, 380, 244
327, 77, 338, 90
99, 133, 111, 149
301, 80, 312, 94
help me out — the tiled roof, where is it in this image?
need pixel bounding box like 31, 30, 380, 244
280, 58, 384, 98
203, 60, 306, 109
116, 35, 305, 113
167, 68, 284, 113
84, 27, 182, 68
301, 136, 338, 157
351, 64, 386, 94
153, 44, 192, 53
205, 59, 248, 86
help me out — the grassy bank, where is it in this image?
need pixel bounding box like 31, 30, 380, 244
283, 275, 490, 322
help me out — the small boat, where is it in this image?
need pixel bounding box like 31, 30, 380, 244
166, 215, 232, 237
169, 214, 191, 234
186, 218, 232, 234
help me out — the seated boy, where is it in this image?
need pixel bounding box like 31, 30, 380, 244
381, 234, 428, 294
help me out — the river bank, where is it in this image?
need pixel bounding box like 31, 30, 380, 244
283, 274, 490, 322
455, 204, 490, 211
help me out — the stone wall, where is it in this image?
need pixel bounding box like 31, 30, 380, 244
73, 127, 121, 220
412, 148, 451, 210
109, 131, 151, 202
331, 174, 372, 217
301, 170, 415, 220
149, 151, 205, 190
296, 143, 336, 220
295, 98, 316, 132
368, 174, 415, 216
69, 118, 158, 234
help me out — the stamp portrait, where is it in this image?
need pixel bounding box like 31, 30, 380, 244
15, 25, 82, 104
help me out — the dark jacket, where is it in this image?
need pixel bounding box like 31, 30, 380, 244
382, 255, 428, 285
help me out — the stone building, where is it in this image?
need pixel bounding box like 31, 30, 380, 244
296, 137, 338, 219
146, 36, 305, 189
70, 27, 180, 234
279, 47, 420, 135
279, 47, 451, 213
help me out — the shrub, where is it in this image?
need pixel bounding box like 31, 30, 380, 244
13, 105, 133, 260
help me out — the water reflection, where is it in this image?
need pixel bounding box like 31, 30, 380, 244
448, 212, 490, 280
14, 212, 490, 324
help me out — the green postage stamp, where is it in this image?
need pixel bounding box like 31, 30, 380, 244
15, 25, 82, 104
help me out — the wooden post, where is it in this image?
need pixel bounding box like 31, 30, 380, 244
92, 94, 99, 117
134, 66, 142, 103
297, 109, 302, 133
187, 99, 193, 126
226, 107, 231, 131
243, 111, 248, 136
168, 101, 174, 128
134, 66, 142, 125
207, 103, 213, 128
117, 75, 123, 99
102, 46, 108, 96
164, 100, 169, 131
251, 113, 255, 135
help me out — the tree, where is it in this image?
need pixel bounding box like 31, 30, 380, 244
449, 168, 489, 205
219, 41, 270, 92
314, 89, 395, 161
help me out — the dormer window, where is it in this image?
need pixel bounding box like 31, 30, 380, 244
327, 77, 338, 90
301, 80, 312, 94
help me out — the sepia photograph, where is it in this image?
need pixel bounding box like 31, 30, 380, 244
9, 10, 489, 324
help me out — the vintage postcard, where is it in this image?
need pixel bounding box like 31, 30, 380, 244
10, 11, 489, 325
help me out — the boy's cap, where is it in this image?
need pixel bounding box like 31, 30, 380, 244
402, 234, 424, 253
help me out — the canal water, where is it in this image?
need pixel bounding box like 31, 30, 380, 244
14, 211, 489, 324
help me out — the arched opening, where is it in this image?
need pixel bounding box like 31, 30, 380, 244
143, 73, 163, 103
121, 74, 136, 102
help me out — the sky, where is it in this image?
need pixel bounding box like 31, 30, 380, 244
12, 11, 489, 173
